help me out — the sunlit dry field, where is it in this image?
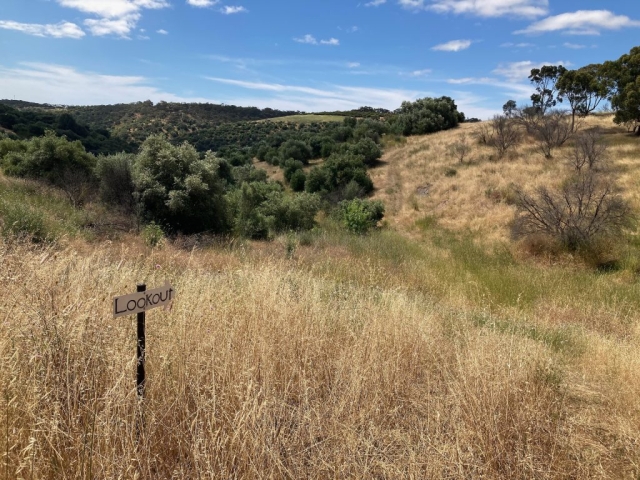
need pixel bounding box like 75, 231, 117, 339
1, 116, 640, 478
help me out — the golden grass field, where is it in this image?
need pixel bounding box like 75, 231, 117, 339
1, 115, 640, 478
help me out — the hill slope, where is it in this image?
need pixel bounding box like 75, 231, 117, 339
372, 114, 639, 244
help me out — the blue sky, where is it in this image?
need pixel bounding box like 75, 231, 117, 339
0, 0, 639, 118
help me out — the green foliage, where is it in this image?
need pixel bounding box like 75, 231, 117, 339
0, 131, 96, 186
305, 153, 373, 198
227, 181, 320, 239
350, 138, 382, 165
0, 103, 133, 155
339, 198, 385, 234
134, 136, 229, 234
528, 65, 567, 114
394, 96, 462, 136
231, 164, 268, 185
603, 46, 640, 128
141, 222, 165, 247
95, 153, 136, 211
289, 169, 307, 192
282, 158, 304, 183
278, 139, 313, 164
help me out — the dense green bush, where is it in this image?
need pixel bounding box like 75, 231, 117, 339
339, 198, 385, 234
394, 96, 463, 136
0, 131, 96, 186
279, 139, 313, 164
134, 136, 229, 234
227, 181, 320, 239
95, 153, 136, 211
289, 169, 307, 192
305, 153, 373, 198
350, 138, 382, 165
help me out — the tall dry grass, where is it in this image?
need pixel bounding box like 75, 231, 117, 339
371, 115, 638, 245
1, 237, 639, 478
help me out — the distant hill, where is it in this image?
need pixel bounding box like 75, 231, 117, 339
0, 100, 299, 150
0, 103, 135, 155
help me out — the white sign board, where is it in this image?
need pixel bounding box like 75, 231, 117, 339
113, 281, 175, 318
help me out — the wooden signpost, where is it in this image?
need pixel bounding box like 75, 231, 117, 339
113, 281, 175, 401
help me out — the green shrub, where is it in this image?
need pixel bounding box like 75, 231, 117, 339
289, 169, 307, 192
339, 198, 385, 234
305, 153, 373, 198
134, 136, 229, 234
95, 153, 136, 211
1, 131, 95, 185
141, 222, 165, 247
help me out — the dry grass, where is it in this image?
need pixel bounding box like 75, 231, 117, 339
0, 232, 639, 478
1, 115, 640, 478
371, 115, 639, 245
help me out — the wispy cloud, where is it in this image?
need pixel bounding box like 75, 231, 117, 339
294, 34, 340, 46
157, 29, 168, 34
432, 39, 472, 52
563, 42, 585, 49
408, 69, 432, 77
516, 10, 640, 35
0, 62, 214, 105
205, 76, 428, 111
399, 0, 548, 18
221, 6, 247, 14
187, 0, 219, 7
320, 38, 340, 46
294, 34, 318, 44
0, 20, 85, 38
347, 62, 361, 68
501, 42, 535, 48
365, 0, 386, 6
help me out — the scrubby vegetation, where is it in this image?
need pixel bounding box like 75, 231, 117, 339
1, 45, 640, 478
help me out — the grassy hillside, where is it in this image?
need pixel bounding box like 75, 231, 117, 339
372, 114, 637, 244
261, 114, 345, 123
1, 115, 640, 478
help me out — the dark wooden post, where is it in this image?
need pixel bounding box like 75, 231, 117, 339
136, 283, 146, 400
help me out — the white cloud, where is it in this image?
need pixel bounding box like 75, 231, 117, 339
157, 29, 168, 34
84, 14, 140, 37
56, 0, 170, 37
206, 77, 428, 111
447, 77, 492, 84
365, 0, 387, 6
294, 34, 317, 44
294, 34, 339, 46
432, 39, 472, 52
320, 38, 340, 46
0, 20, 85, 39
187, 0, 219, 6
221, 6, 247, 14
0, 62, 214, 105
57, 0, 168, 18
409, 69, 432, 76
563, 42, 585, 49
501, 42, 535, 48
400, 0, 548, 18
516, 10, 640, 35
347, 62, 361, 68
